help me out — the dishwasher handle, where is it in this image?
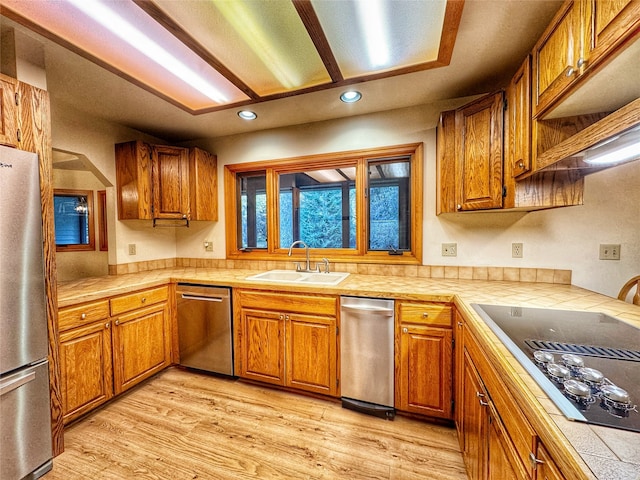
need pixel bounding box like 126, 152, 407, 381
179, 293, 224, 302
341, 304, 394, 316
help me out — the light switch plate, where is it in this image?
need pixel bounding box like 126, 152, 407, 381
442, 243, 457, 257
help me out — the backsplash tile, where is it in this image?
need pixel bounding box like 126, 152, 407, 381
110, 258, 572, 285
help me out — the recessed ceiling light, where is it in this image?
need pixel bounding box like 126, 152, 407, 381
340, 90, 362, 103
238, 110, 257, 120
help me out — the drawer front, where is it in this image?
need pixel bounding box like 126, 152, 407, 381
59, 300, 110, 332
398, 302, 452, 327
110, 286, 169, 316
237, 289, 337, 316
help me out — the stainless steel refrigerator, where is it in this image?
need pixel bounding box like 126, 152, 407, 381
0, 145, 53, 479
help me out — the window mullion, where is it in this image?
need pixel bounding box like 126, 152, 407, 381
355, 158, 367, 255
266, 168, 279, 252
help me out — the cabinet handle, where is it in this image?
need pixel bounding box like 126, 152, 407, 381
476, 392, 489, 406
517, 160, 524, 169
422, 312, 429, 318
105, 322, 110, 329
457, 321, 464, 327
279, 314, 284, 320
285, 315, 290, 321
576, 58, 585, 68
529, 452, 544, 469
141, 297, 146, 303
403, 327, 408, 334
81, 313, 86, 319
457, 204, 462, 210
17, 129, 21, 142
115, 320, 120, 326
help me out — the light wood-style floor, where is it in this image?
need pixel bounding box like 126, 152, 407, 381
44, 368, 468, 479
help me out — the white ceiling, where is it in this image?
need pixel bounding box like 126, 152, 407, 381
1, 1, 563, 143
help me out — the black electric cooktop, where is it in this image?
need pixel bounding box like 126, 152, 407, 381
472, 304, 640, 433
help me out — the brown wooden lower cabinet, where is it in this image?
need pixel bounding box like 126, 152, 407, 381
396, 301, 453, 418
59, 318, 113, 425
459, 323, 566, 480
234, 289, 338, 397
58, 286, 170, 424
112, 302, 171, 394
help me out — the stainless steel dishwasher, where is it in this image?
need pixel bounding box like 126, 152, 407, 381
176, 284, 234, 376
340, 296, 395, 419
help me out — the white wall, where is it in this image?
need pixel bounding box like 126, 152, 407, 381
51, 103, 176, 267
51, 100, 638, 298
177, 103, 639, 299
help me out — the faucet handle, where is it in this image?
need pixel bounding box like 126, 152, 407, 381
293, 262, 302, 272
321, 258, 330, 273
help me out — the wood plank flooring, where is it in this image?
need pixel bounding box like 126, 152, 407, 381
44, 368, 468, 479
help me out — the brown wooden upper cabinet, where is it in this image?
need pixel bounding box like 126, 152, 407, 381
437, 91, 505, 213
0, 74, 19, 148
532, 0, 640, 117
507, 56, 532, 178
115, 141, 217, 221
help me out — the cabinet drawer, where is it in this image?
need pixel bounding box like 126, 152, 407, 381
237, 290, 337, 316
110, 286, 169, 316
398, 302, 452, 327
59, 300, 110, 332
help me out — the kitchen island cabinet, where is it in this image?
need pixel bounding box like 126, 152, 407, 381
234, 289, 338, 396
396, 301, 453, 419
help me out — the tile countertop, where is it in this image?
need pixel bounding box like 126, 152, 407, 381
57, 268, 640, 480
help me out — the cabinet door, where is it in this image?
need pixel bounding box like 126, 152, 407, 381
0, 75, 18, 148
286, 313, 337, 396
508, 56, 532, 178
399, 324, 453, 418
59, 320, 113, 424
455, 91, 504, 211
239, 308, 285, 386
487, 409, 526, 480
189, 147, 218, 221
454, 312, 465, 437
534, 443, 565, 480
115, 141, 152, 220
112, 302, 171, 394
532, 0, 583, 116
152, 145, 190, 220
461, 349, 489, 480
587, 0, 640, 66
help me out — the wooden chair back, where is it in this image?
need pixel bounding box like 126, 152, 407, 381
618, 275, 640, 305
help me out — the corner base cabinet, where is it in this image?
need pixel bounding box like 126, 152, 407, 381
57, 286, 171, 424
234, 289, 338, 397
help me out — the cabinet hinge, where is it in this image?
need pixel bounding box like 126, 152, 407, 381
336, 378, 339, 388
452, 337, 455, 348
502, 186, 507, 198
503, 98, 508, 111
451, 399, 455, 413
14, 92, 19, 106
336, 326, 339, 335
16, 129, 21, 143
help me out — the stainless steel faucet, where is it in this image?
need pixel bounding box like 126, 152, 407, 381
288, 240, 311, 272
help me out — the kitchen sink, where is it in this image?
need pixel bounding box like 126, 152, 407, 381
246, 270, 350, 286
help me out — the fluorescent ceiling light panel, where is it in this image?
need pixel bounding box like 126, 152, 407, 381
311, 0, 447, 78
583, 125, 640, 165
3, 0, 249, 110
154, 0, 330, 96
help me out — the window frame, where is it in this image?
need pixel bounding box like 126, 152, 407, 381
224, 143, 423, 264
54, 188, 96, 252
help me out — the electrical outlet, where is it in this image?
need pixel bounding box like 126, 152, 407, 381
442, 243, 457, 257
599, 244, 621, 260
512, 243, 523, 258
128, 243, 136, 255
204, 241, 213, 252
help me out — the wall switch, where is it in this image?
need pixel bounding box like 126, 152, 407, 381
128, 243, 136, 255
599, 244, 621, 260
204, 241, 213, 252
512, 243, 523, 258
442, 243, 457, 257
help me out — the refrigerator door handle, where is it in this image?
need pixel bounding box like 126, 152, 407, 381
0, 371, 36, 396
